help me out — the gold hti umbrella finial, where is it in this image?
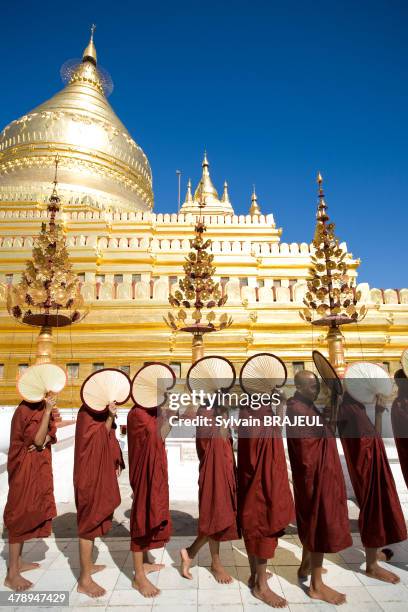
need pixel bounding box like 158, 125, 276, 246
82, 24, 97, 65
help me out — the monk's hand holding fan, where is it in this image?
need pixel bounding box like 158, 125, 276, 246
44, 391, 57, 412
106, 401, 118, 418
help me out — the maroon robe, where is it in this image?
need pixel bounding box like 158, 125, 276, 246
4, 401, 57, 543
286, 393, 352, 553
338, 392, 407, 548
391, 395, 408, 490
196, 407, 240, 541
128, 406, 171, 552
238, 405, 295, 558
74, 406, 125, 539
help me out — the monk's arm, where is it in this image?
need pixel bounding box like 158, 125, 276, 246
33, 400, 54, 448
105, 402, 117, 432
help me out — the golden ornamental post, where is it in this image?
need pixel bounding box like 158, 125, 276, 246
164, 197, 232, 364
300, 173, 366, 377
7, 157, 89, 422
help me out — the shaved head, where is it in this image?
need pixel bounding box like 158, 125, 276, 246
294, 369, 320, 402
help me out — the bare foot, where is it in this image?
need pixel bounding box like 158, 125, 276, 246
19, 560, 40, 572
132, 573, 160, 597
366, 563, 400, 584
91, 564, 106, 575
308, 583, 346, 605
298, 563, 327, 580
211, 563, 233, 584
4, 573, 33, 591
248, 569, 272, 589
252, 584, 287, 608
180, 548, 193, 579
77, 577, 106, 598
143, 562, 165, 574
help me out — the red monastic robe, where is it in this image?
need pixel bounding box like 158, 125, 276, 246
238, 405, 295, 559
74, 406, 125, 539
4, 401, 57, 543
338, 392, 407, 548
128, 406, 171, 552
391, 395, 408, 490
196, 408, 240, 541
286, 393, 352, 553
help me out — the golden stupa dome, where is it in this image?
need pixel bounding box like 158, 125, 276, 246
0, 30, 153, 212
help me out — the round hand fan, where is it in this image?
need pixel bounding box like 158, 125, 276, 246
131, 362, 176, 409
187, 356, 236, 395
344, 362, 393, 405
81, 368, 131, 412
17, 363, 67, 402
401, 349, 408, 378
239, 353, 287, 395
312, 351, 343, 396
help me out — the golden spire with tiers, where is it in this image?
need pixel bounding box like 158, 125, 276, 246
300, 173, 366, 375
180, 153, 234, 215
0, 27, 153, 212
7, 158, 89, 422
250, 186, 261, 216
164, 197, 232, 362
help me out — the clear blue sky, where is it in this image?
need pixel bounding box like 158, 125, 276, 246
1, 0, 407, 288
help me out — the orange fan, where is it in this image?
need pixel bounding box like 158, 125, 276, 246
131, 362, 176, 409
312, 350, 343, 396
17, 363, 67, 403
344, 362, 393, 405
187, 356, 236, 395
239, 353, 287, 395
81, 368, 131, 412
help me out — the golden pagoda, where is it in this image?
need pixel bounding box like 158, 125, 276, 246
0, 28, 153, 213
0, 32, 407, 410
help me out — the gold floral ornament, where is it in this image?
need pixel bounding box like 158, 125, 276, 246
164, 212, 232, 336
7, 157, 89, 328
300, 173, 367, 327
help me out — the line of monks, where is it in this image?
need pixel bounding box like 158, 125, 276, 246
3, 367, 408, 608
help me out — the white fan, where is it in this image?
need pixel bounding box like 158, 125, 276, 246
401, 349, 408, 378
187, 356, 236, 394
81, 368, 131, 412
344, 362, 393, 405
17, 363, 67, 402
239, 353, 287, 395
131, 362, 176, 409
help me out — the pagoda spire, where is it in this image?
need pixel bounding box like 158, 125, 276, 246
193, 151, 219, 203
82, 24, 97, 65
249, 185, 261, 216
221, 181, 231, 205
180, 153, 234, 215
184, 178, 193, 205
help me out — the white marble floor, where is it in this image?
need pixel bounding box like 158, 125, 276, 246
1, 535, 408, 611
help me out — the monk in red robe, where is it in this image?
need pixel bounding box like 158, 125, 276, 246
391, 369, 408, 489
74, 402, 125, 598
128, 405, 169, 597
180, 405, 240, 583
4, 392, 57, 591
238, 396, 295, 608
287, 371, 352, 605
338, 391, 407, 583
